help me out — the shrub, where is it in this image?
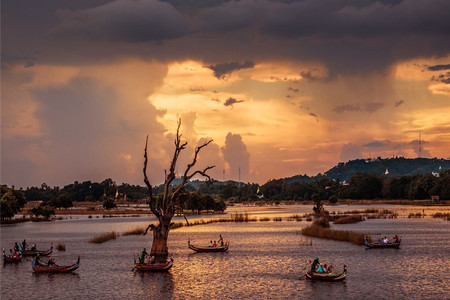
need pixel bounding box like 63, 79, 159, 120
31, 203, 55, 219
329, 195, 338, 204
312, 217, 330, 228
103, 199, 117, 209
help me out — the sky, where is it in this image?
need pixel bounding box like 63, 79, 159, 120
1, 0, 449, 188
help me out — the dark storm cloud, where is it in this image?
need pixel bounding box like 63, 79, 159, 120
333, 102, 385, 114
200, 0, 450, 38
428, 64, 450, 71
224, 97, 244, 106
206, 61, 255, 79
300, 71, 322, 81
363, 140, 391, 148
431, 73, 450, 84
2, 0, 449, 76
55, 0, 190, 42
394, 100, 405, 107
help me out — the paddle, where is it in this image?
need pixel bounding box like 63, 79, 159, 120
298, 274, 306, 280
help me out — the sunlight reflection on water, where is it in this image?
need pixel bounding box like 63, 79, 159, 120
1, 205, 449, 299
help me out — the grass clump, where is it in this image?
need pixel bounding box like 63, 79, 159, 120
287, 214, 302, 221
312, 217, 330, 228
89, 231, 117, 244
56, 242, 66, 251
273, 217, 282, 222
334, 214, 364, 224
232, 212, 250, 222
259, 217, 270, 221
301, 224, 367, 245
122, 227, 145, 236
432, 212, 450, 220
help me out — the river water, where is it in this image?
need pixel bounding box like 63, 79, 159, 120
1, 205, 449, 299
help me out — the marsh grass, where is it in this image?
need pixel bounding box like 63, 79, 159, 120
259, 217, 270, 221
273, 217, 282, 222
432, 212, 450, 220
287, 214, 303, 221
334, 214, 364, 224
301, 224, 368, 245
89, 231, 117, 244
122, 227, 145, 236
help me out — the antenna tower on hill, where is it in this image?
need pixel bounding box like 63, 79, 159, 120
418, 131, 422, 158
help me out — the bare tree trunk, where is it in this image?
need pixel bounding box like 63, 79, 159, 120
150, 223, 170, 260
143, 119, 214, 262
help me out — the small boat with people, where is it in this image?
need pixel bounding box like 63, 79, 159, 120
188, 240, 229, 253
32, 256, 80, 273
364, 235, 401, 249
22, 243, 53, 257
133, 253, 174, 272
2, 249, 22, 263
304, 257, 347, 282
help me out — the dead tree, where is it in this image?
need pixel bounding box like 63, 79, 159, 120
143, 119, 214, 260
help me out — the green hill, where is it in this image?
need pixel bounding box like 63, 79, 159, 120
324, 157, 450, 182
282, 157, 450, 183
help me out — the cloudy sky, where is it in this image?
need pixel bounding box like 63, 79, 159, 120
2, 0, 449, 188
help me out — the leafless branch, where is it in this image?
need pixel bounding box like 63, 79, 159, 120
143, 135, 161, 218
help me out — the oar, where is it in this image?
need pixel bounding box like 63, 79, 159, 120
298, 274, 306, 280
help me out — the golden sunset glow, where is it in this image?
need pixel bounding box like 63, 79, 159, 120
2, 1, 449, 187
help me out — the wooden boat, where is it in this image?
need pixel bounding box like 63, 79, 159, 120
32, 256, 80, 273
2, 249, 22, 263
134, 259, 174, 272
305, 264, 347, 281
364, 236, 401, 249
22, 243, 53, 257
188, 240, 229, 252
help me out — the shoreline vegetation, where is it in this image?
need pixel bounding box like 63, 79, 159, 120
2, 202, 450, 225
87, 208, 448, 244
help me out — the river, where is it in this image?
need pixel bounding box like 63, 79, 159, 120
1, 205, 449, 299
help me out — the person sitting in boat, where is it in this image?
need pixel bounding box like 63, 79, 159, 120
139, 248, 149, 264
323, 264, 328, 273
218, 235, 224, 246
209, 241, 213, 247
47, 257, 56, 267
8, 249, 14, 257
31, 244, 37, 251
213, 241, 217, 248
311, 257, 320, 273
392, 235, 399, 243
327, 265, 334, 274
317, 264, 325, 273
34, 254, 43, 266
150, 256, 156, 265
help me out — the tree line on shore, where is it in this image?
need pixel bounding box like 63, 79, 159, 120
1, 169, 449, 220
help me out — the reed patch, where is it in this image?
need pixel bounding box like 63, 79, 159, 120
301, 224, 368, 245
89, 231, 117, 244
